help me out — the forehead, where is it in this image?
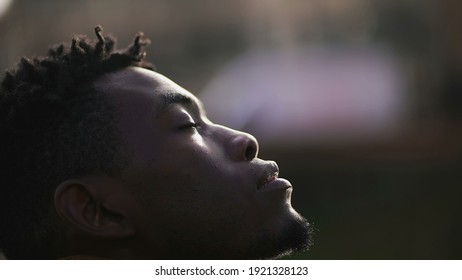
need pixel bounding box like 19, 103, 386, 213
93, 67, 200, 111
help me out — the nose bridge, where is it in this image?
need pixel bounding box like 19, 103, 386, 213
216, 124, 259, 161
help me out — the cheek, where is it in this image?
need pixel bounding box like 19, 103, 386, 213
135, 169, 252, 238
161, 136, 224, 180
190, 132, 207, 148
129, 134, 258, 229
152, 157, 250, 222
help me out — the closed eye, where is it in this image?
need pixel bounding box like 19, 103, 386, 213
177, 122, 200, 130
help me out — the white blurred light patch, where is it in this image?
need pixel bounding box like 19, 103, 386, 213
0, 0, 13, 18
201, 46, 408, 145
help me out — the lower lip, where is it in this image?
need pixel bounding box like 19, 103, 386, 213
259, 178, 292, 192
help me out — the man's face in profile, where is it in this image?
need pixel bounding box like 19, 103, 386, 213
91, 67, 310, 259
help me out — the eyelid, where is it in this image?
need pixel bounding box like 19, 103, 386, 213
177, 120, 201, 130
174, 107, 205, 130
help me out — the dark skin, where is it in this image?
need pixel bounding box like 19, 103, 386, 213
54, 67, 308, 259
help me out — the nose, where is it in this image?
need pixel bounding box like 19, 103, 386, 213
219, 126, 259, 161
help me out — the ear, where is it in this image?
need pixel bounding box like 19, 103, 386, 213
54, 178, 135, 238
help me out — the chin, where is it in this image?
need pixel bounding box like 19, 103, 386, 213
245, 208, 313, 260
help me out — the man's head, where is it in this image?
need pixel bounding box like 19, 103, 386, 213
0, 27, 311, 259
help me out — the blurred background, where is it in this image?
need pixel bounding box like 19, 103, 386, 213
1, 0, 461, 259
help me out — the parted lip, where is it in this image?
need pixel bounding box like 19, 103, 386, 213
256, 161, 280, 189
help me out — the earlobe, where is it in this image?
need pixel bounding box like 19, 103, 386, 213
54, 179, 135, 238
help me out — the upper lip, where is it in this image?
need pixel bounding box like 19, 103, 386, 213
256, 161, 279, 189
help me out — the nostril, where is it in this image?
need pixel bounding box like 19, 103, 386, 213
244, 142, 257, 161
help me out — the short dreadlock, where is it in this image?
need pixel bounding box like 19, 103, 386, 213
0, 26, 154, 259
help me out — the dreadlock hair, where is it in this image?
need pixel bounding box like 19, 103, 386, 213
0, 26, 154, 259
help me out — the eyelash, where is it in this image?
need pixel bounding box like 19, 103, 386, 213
178, 122, 200, 130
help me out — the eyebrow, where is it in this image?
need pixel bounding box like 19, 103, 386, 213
156, 92, 194, 116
